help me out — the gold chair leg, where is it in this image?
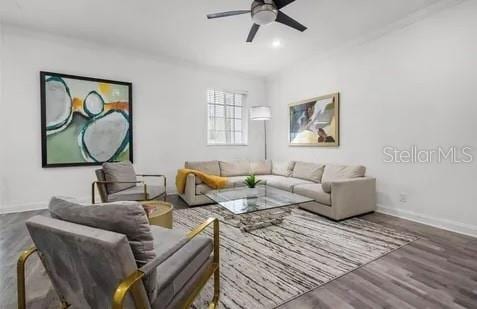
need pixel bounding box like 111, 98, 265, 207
209, 267, 220, 309
17, 247, 38, 309
211, 218, 220, 308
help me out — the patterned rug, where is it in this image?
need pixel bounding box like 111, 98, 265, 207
174, 205, 419, 309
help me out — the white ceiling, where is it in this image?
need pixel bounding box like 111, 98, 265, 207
0, 0, 442, 76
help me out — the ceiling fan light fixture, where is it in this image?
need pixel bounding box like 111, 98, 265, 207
207, 0, 307, 43
251, 3, 278, 25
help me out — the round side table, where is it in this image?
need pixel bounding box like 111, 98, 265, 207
142, 201, 174, 229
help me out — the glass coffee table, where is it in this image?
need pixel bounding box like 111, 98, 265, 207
205, 185, 314, 231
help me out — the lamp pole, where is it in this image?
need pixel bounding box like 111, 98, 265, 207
264, 120, 267, 160
250, 106, 272, 161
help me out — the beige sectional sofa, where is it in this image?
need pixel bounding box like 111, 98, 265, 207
179, 160, 376, 221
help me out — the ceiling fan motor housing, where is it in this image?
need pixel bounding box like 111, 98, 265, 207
251, 0, 278, 25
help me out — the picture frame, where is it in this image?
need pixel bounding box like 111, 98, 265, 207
288, 92, 340, 147
40, 71, 133, 167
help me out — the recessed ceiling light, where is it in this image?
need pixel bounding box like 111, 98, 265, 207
272, 39, 282, 48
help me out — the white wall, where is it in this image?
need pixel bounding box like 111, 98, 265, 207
267, 1, 477, 236
0, 26, 267, 212
0, 21, 5, 207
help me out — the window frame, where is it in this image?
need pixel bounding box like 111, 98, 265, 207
206, 88, 248, 146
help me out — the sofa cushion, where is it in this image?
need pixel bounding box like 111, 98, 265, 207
321, 182, 332, 193
195, 176, 234, 195
293, 183, 331, 206
250, 160, 272, 175
185, 161, 221, 185
102, 161, 137, 193
272, 161, 295, 177
259, 175, 313, 192
292, 161, 325, 183
227, 176, 248, 187
185, 160, 221, 176
219, 160, 251, 177
149, 226, 213, 305
108, 185, 165, 202
322, 164, 366, 183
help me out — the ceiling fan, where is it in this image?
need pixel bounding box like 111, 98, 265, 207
207, 0, 307, 42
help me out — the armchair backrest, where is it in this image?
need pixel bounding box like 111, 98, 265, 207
95, 169, 109, 202
26, 215, 151, 309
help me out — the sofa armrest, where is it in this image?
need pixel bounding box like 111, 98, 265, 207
184, 173, 197, 198
329, 177, 376, 220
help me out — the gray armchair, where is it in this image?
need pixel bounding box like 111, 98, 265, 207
93, 161, 167, 204
17, 197, 220, 309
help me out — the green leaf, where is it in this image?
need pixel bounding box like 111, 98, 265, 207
244, 174, 261, 188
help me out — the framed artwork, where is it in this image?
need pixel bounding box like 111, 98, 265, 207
40, 71, 133, 167
289, 92, 339, 147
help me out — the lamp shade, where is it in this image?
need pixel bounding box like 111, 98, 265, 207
250, 106, 272, 121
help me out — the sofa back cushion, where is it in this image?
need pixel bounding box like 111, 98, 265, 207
185, 160, 221, 176
219, 160, 251, 177
272, 161, 295, 177
26, 215, 146, 309
102, 161, 137, 194
49, 197, 155, 264
322, 164, 366, 182
292, 161, 325, 183
48, 197, 158, 296
250, 160, 272, 175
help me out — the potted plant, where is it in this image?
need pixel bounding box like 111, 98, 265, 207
244, 174, 262, 188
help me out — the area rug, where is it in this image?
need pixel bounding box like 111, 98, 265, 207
173, 205, 419, 309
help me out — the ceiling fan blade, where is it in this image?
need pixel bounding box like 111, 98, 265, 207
207, 10, 250, 19
273, 0, 296, 9
246, 24, 260, 42
275, 11, 307, 32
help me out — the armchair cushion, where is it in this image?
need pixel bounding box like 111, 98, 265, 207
102, 161, 137, 193
149, 226, 213, 305
48, 197, 158, 295
108, 184, 165, 202
49, 197, 155, 264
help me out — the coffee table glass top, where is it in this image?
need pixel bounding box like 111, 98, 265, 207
205, 185, 314, 215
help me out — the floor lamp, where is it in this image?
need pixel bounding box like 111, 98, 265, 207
250, 106, 272, 160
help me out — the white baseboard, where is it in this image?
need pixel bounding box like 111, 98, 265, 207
0, 193, 180, 215
377, 204, 477, 238
3, 200, 475, 238
0, 202, 48, 214
0, 196, 91, 215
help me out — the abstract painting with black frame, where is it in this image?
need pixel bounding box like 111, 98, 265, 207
289, 92, 340, 147
40, 71, 133, 167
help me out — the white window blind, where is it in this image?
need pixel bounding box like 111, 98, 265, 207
207, 89, 247, 145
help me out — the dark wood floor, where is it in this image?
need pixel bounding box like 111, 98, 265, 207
279, 213, 477, 309
1, 196, 476, 308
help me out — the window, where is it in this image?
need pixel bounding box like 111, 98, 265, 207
207, 89, 247, 145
